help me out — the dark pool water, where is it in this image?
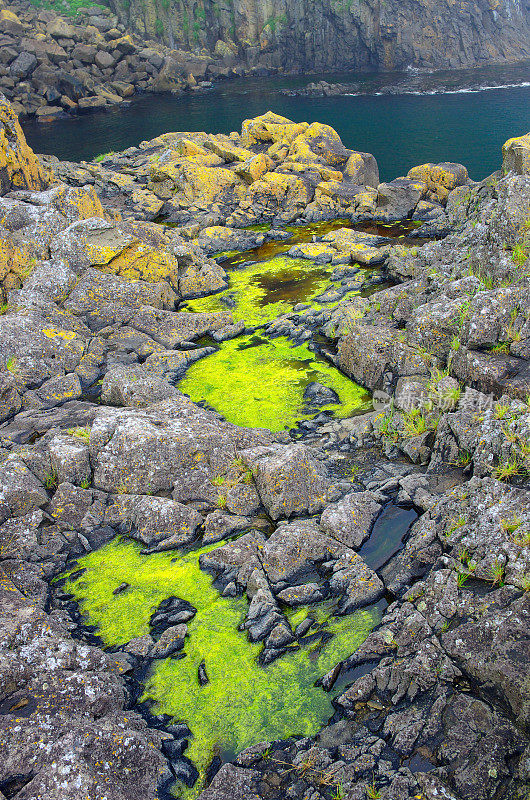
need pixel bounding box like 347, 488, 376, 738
23, 63, 530, 181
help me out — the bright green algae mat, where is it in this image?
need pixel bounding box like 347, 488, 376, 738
178, 334, 371, 431
184, 254, 336, 326
63, 537, 379, 798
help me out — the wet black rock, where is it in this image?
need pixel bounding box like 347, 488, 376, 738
303, 381, 340, 408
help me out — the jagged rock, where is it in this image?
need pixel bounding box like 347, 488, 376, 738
320, 491, 382, 549
240, 443, 332, 520
151, 624, 188, 657
104, 493, 202, 550
502, 132, 530, 175
91, 398, 274, 497
0, 94, 51, 194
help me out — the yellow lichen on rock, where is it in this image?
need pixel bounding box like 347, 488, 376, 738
0, 96, 52, 195
204, 138, 256, 163
288, 122, 349, 167
234, 153, 272, 182
407, 162, 468, 202
502, 133, 530, 176
177, 162, 246, 208
0, 9, 20, 22
250, 171, 311, 206
100, 242, 179, 285
0, 236, 33, 294
241, 112, 308, 147
51, 184, 106, 221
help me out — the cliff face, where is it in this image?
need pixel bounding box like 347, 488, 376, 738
108, 0, 530, 72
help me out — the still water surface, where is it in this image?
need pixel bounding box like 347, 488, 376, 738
23, 63, 530, 181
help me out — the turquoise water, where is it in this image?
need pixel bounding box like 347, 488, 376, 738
23, 64, 530, 180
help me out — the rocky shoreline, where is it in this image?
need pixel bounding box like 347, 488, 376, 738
0, 0, 252, 121
0, 97, 529, 800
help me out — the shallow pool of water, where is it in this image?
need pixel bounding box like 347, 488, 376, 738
63, 537, 380, 798
178, 334, 371, 431
184, 219, 419, 325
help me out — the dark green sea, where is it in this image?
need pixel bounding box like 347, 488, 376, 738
23, 63, 530, 181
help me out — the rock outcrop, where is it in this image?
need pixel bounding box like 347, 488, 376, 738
0, 94, 529, 800
47, 110, 468, 231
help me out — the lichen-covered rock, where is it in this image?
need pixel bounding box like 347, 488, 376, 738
90, 398, 275, 497
376, 178, 425, 220
502, 132, 530, 175
0, 93, 51, 195
320, 490, 382, 549
240, 443, 332, 520
407, 162, 468, 203
104, 493, 202, 550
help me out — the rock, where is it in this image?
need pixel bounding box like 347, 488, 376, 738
277, 583, 328, 605
101, 365, 179, 408
0, 97, 51, 194
78, 95, 107, 111
240, 443, 332, 520
376, 178, 425, 220
0, 9, 23, 35
198, 659, 209, 685
320, 491, 382, 549
197, 764, 260, 800
303, 381, 340, 408
48, 435, 91, 485
10, 52, 38, 79
124, 634, 154, 656
0, 454, 48, 518
202, 510, 252, 544
46, 18, 77, 38
502, 132, 530, 175
36, 373, 82, 406
151, 624, 187, 657
407, 162, 468, 204
35, 106, 64, 121
337, 323, 432, 391
343, 151, 380, 187
91, 399, 273, 497
95, 50, 115, 70
444, 594, 530, 727
0, 373, 21, 422
105, 494, 202, 550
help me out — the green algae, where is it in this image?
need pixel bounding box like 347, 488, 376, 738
178, 334, 371, 431
63, 537, 379, 798
186, 218, 424, 327
185, 255, 334, 326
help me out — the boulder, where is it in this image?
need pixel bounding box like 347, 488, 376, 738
46, 18, 77, 38
10, 52, 38, 79
343, 151, 380, 187
0, 8, 24, 35
105, 494, 202, 550
376, 178, 425, 220
502, 132, 530, 175
95, 50, 115, 70
320, 491, 382, 549
240, 443, 332, 520
407, 162, 468, 204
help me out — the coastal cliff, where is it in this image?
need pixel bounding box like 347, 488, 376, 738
109, 0, 530, 71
